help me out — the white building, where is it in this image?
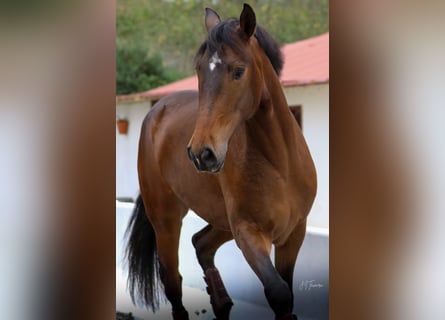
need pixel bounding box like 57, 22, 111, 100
116, 32, 329, 228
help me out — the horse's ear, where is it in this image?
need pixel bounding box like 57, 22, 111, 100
205, 8, 221, 32
239, 3, 256, 39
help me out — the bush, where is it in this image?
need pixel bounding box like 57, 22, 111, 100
116, 44, 183, 95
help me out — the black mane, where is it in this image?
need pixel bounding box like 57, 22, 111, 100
195, 18, 284, 76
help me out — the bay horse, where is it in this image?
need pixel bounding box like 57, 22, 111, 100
125, 4, 316, 320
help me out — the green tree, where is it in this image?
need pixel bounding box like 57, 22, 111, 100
116, 44, 183, 95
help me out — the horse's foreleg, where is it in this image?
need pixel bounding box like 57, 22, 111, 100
154, 215, 189, 320
274, 220, 307, 314
234, 223, 296, 320
192, 224, 233, 319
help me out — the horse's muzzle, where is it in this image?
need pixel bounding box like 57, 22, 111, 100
187, 145, 224, 173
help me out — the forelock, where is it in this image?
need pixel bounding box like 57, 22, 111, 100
194, 18, 283, 76
207, 18, 244, 55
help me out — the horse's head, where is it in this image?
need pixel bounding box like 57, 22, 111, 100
188, 4, 280, 173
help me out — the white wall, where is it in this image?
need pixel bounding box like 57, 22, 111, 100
116, 99, 152, 200
284, 83, 329, 228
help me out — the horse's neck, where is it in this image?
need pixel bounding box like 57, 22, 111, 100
245, 62, 298, 174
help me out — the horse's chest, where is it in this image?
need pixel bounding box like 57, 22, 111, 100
225, 173, 293, 215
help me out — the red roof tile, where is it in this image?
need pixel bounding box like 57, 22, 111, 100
280, 32, 329, 86
117, 32, 328, 102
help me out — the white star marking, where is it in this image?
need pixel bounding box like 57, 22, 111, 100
209, 52, 222, 71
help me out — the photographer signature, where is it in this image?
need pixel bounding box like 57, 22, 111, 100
299, 280, 324, 291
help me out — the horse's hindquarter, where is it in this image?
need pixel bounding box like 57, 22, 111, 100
141, 91, 231, 230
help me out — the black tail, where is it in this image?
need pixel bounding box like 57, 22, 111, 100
125, 195, 164, 311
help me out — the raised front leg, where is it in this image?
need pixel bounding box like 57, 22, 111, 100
233, 222, 297, 320
192, 224, 233, 319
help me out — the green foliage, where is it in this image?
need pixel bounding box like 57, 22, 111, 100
117, 0, 328, 94
116, 44, 183, 95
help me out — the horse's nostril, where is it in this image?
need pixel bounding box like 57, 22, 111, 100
200, 147, 217, 167
188, 145, 220, 172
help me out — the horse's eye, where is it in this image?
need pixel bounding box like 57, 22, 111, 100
232, 67, 245, 80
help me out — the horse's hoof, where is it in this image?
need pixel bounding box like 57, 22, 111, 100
213, 300, 233, 320
172, 308, 189, 320
275, 313, 298, 320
